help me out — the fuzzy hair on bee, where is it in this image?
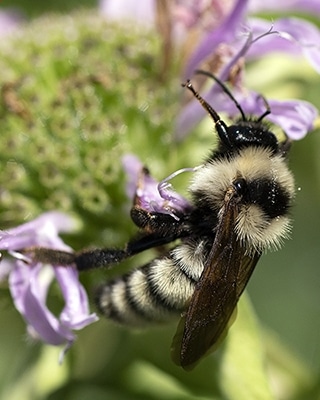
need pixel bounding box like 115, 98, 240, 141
192, 145, 294, 254
30, 71, 295, 370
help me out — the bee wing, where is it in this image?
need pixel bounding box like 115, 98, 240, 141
171, 198, 261, 370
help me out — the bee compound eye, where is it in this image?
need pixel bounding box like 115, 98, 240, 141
233, 178, 247, 196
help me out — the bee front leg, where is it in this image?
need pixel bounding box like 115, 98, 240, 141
23, 246, 128, 271
22, 223, 188, 272
22, 207, 190, 272
130, 206, 187, 237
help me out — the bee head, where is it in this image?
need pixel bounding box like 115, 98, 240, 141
182, 74, 283, 156
224, 120, 279, 153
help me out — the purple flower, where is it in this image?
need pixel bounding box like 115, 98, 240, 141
122, 154, 193, 220
249, 0, 320, 14
99, 0, 235, 45
0, 212, 98, 358
184, 0, 248, 78
99, 0, 155, 27
176, 0, 319, 140
0, 9, 24, 36
247, 17, 320, 74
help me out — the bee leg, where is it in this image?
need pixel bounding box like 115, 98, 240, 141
25, 225, 187, 272
23, 208, 190, 272
74, 248, 128, 271
130, 206, 187, 236
74, 227, 187, 271
22, 246, 128, 271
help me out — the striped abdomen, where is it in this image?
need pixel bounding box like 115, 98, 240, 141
94, 238, 210, 326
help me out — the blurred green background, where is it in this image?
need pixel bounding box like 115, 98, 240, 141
2, 0, 97, 17
0, 1, 320, 399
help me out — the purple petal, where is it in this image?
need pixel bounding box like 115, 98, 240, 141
122, 154, 144, 201
177, 82, 317, 142
9, 261, 74, 345
276, 18, 320, 73
220, 90, 318, 139
55, 266, 98, 330
1, 212, 98, 348
0, 212, 77, 250
176, 31, 257, 139
247, 17, 320, 73
156, 173, 193, 219
176, 16, 319, 141
9, 259, 98, 346
266, 99, 318, 140
99, 0, 155, 27
137, 170, 192, 219
249, 0, 320, 14
246, 18, 299, 57
122, 154, 191, 218
136, 172, 164, 211
175, 84, 220, 141
0, 9, 23, 36
0, 258, 13, 281
184, 0, 248, 77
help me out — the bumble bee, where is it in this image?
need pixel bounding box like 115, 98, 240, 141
32, 71, 295, 370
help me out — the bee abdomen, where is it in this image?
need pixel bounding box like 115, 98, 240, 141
94, 239, 208, 327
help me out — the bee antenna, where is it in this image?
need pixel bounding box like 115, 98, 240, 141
182, 80, 221, 124
182, 79, 233, 149
194, 69, 247, 122
256, 94, 271, 122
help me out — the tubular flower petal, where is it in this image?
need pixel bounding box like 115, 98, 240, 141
123, 154, 192, 220
0, 212, 98, 353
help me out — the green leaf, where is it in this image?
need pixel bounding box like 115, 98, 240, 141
219, 293, 275, 400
